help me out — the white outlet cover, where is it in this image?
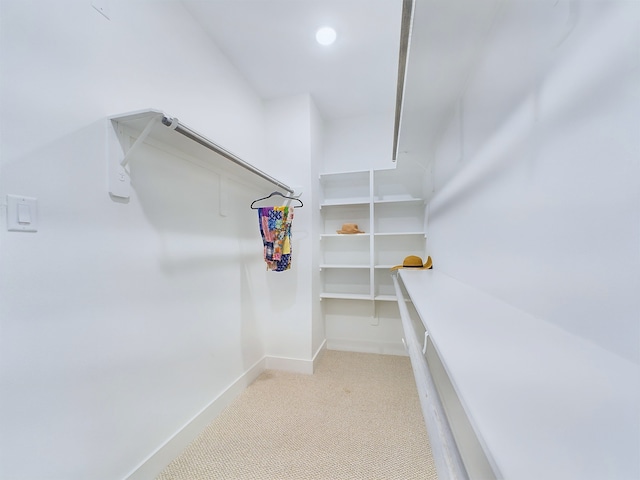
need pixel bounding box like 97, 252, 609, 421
7, 194, 38, 232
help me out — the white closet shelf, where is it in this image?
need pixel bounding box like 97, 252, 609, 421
320, 233, 370, 238
320, 293, 373, 301
319, 168, 426, 304
107, 108, 292, 199
374, 295, 397, 301
374, 198, 425, 206
320, 199, 370, 208
319, 169, 370, 179
374, 231, 426, 237
320, 264, 370, 269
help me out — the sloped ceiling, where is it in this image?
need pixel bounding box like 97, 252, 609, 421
181, 0, 502, 166
397, 0, 502, 164
182, 0, 404, 120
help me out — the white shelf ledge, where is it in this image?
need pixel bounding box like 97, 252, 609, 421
374, 231, 426, 237
319, 264, 370, 270
374, 295, 397, 301
107, 108, 292, 199
320, 233, 370, 238
398, 269, 640, 480
374, 197, 425, 206
320, 293, 373, 301
319, 169, 370, 179
320, 199, 370, 208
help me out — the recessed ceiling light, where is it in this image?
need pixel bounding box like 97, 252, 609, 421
316, 26, 337, 46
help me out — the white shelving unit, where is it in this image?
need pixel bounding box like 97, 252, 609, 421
319, 168, 426, 302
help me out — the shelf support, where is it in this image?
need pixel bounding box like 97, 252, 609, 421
108, 112, 163, 199
120, 114, 161, 167
107, 109, 294, 201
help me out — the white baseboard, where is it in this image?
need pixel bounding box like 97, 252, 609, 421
126, 346, 327, 480
263, 341, 327, 374
125, 346, 329, 479
125, 357, 266, 480
312, 339, 327, 372
265, 354, 314, 374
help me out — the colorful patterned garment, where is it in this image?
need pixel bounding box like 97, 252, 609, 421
257, 206, 294, 271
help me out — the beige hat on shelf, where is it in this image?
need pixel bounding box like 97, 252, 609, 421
336, 223, 365, 234
390, 255, 433, 271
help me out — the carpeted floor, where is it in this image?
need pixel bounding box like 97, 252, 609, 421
157, 350, 438, 480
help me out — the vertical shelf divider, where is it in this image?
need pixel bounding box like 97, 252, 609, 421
369, 169, 375, 299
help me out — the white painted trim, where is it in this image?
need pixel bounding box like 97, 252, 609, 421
265, 354, 314, 374
125, 347, 329, 479
312, 339, 328, 372
125, 357, 266, 480
326, 338, 408, 357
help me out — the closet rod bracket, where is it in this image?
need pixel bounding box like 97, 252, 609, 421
107, 108, 295, 200
120, 114, 161, 167
108, 113, 163, 199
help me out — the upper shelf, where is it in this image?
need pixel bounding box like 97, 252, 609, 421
107, 109, 293, 199
320, 199, 370, 208
374, 197, 425, 206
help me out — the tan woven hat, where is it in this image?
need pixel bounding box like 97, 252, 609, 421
336, 223, 365, 234
390, 255, 433, 271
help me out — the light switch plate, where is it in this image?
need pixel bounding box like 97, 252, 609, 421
7, 194, 38, 232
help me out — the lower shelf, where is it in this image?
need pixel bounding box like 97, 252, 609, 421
319, 293, 404, 302
374, 295, 397, 302
320, 293, 373, 301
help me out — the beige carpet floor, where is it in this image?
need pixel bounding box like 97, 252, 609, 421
157, 350, 438, 480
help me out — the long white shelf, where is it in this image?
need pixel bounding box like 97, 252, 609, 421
398, 269, 640, 480
319, 264, 370, 269
319, 169, 370, 178
320, 199, 370, 208
374, 231, 426, 237
108, 108, 292, 199
374, 197, 425, 206
374, 294, 397, 301
320, 233, 370, 238
320, 293, 373, 301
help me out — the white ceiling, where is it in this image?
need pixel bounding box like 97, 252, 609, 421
181, 0, 404, 120
397, 0, 502, 161
180, 0, 507, 166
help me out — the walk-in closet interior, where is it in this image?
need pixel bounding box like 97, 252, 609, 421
1, 0, 638, 479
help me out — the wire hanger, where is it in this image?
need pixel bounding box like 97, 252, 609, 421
250, 191, 303, 209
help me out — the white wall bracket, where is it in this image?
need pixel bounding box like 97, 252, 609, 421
422, 329, 429, 354
107, 108, 293, 201
108, 111, 163, 199
120, 115, 160, 167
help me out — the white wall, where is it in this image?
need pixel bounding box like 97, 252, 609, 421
0, 1, 291, 479
262, 94, 325, 368
427, 0, 639, 365
309, 100, 326, 357
323, 112, 395, 172
418, 2, 639, 477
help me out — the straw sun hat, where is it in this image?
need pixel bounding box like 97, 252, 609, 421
390, 255, 433, 271
336, 223, 365, 234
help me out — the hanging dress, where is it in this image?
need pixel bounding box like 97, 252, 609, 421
257, 206, 294, 271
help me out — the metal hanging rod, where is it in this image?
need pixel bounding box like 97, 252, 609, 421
161, 116, 294, 194
392, 0, 415, 162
